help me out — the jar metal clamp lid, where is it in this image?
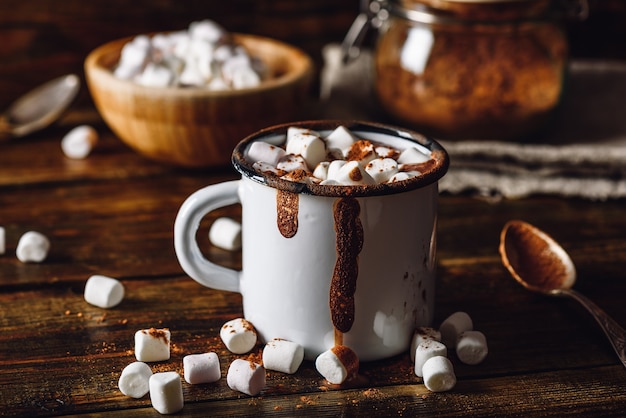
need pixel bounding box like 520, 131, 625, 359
341, 0, 589, 63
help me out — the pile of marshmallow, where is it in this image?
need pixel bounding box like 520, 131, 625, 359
115, 310, 488, 414
76, 255, 487, 413
113, 20, 266, 90
116, 318, 305, 414
80, 273, 291, 414
410, 311, 488, 392
246, 125, 432, 186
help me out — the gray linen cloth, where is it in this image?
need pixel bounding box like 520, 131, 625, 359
318, 44, 626, 201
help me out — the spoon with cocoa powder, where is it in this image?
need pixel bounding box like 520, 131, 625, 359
500, 220, 626, 368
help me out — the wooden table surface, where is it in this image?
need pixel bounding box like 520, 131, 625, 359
1, 105, 626, 417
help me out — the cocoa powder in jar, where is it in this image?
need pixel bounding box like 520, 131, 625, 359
375, 0, 568, 141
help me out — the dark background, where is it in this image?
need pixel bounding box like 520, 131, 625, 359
1, 0, 625, 109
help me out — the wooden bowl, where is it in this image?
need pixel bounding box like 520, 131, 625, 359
84, 34, 313, 168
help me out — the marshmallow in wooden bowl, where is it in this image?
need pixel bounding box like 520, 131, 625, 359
84, 20, 313, 168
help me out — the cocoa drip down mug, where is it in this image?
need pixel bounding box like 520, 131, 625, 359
174, 121, 449, 361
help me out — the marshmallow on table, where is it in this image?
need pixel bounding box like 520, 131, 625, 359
16, 231, 50, 263
61, 125, 98, 159
262, 339, 304, 374
220, 318, 257, 354
246, 141, 287, 167
118, 361, 153, 398
209, 217, 242, 251
422, 355, 457, 392
414, 340, 447, 378
149, 371, 184, 414
456, 330, 488, 365
183, 352, 221, 384
439, 311, 473, 348
135, 328, 171, 362
315, 345, 359, 385
84, 275, 125, 309
410, 327, 442, 362
0, 226, 5, 255
227, 359, 266, 396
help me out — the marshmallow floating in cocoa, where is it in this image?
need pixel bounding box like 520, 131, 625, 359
285, 129, 326, 170
324, 125, 357, 157
246, 141, 286, 167
365, 157, 399, 184
246, 125, 433, 187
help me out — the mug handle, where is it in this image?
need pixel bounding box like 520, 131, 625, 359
174, 180, 241, 293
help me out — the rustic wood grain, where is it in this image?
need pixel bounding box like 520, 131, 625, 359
2, 2, 626, 415
2, 117, 626, 415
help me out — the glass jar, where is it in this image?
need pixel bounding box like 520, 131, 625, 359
343, 0, 588, 141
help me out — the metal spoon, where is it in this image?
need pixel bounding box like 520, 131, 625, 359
499, 219, 626, 368
0, 74, 80, 140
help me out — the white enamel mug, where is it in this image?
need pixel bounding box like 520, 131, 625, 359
174, 121, 449, 361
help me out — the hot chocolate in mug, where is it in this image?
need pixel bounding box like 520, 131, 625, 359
174, 121, 449, 361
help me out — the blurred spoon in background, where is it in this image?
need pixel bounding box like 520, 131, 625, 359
0, 74, 80, 140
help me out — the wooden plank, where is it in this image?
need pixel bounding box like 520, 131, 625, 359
2, 264, 625, 416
